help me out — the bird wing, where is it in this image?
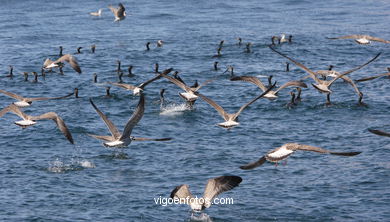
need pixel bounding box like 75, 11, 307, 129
269, 46, 321, 83
108, 5, 118, 14
87, 134, 114, 141
43, 58, 54, 68
0, 89, 24, 100
139, 68, 173, 89
159, 71, 192, 92
131, 137, 172, 141
202, 176, 242, 208
117, 3, 125, 16
108, 82, 137, 90
55, 54, 82, 73
328, 52, 381, 87
29, 112, 74, 144
230, 76, 267, 91
233, 82, 276, 119
239, 156, 267, 170
275, 81, 307, 93
0, 104, 28, 119
119, 93, 145, 140
368, 129, 390, 137
291, 143, 361, 156
170, 184, 193, 203
356, 72, 390, 82
340, 76, 361, 96
89, 98, 121, 139
196, 92, 229, 121
26, 92, 74, 102
326, 35, 364, 40
366, 36, 390, 43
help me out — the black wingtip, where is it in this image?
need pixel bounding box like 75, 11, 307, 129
170, 185, 182, 199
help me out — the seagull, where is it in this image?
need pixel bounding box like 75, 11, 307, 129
88, 94, 171, 148
157, 40, 164, 47
108, 3, 126, 22
230, 76, 307, 100
327, 34, 390, 44
170, 175, 242, 212
368, 129, 390, 137
279, 34, 292, 43
44, 54, 82, 74
159, 71, 214, 107
108, 68, 172, 95
90, 9, 102, 16
269, 46, 380, 94
195, 82, 276, 128
0, 89, 74, 107
0, 104, 74, 144
240, 143, 361, 169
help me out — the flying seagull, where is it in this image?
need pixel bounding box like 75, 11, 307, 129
88, 93, 171, 148
159, 71, 214, 108
240, 143, 361, 169
0, 89, 74, 107
230, 76, 307, 100
108, 68, 172, 95
44, 54, 82, 74
269, 46, 380, 94
196, 82, 276, 128
108, 3, 126, 22
0, 104, 74, 144
327, 34, 390, 44
170, 175, 242, 212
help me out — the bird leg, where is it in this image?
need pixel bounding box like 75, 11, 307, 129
325, 94, 332, 106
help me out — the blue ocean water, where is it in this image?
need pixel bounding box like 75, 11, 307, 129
0, 0, 389, 221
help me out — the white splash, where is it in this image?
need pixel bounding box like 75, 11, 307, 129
79, 159, 96, 168
160, 103, 190, 116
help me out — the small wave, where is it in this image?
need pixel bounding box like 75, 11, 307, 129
160, 103, 191, 116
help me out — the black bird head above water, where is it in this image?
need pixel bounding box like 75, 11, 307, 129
116, 60, 121, 72
146, 42, 151, 50
128, 65, 133, 76
154, 63, 159, 73
118, 72, 123, 83
213, 61, 219, 70
191, 80, 199, 89
288, 35, 293, 42
59, 46, 63, 56
286, 62, 290, 72
237, 37, 242, 46
76, 47, 82, 54
41, 68, 45, 78
328, 65, 334, 71
6, 65, 13, 78
74, 88, 79, 98
105, 86, 111, 98
93, 73, 97, 83
245, 42, 252, 53
91, 44, 96, 53
32, 72, 38, 83
23, 72, 28, 81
